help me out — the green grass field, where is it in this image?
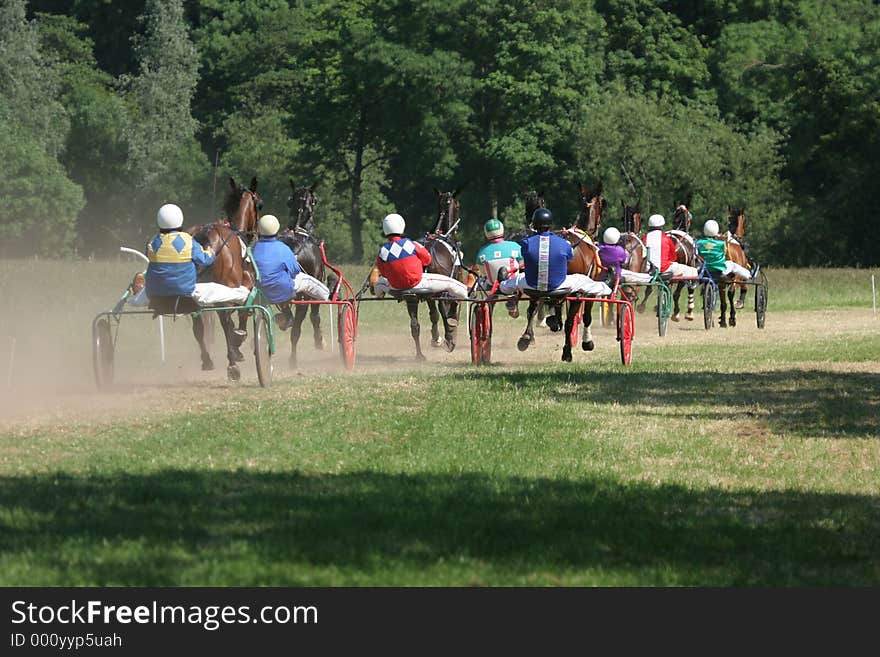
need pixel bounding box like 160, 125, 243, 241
0, 259, 878, 585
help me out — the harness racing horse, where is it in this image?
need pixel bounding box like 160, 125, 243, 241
408, 187, 467, 358
717, 211, 751, 328
275, 180, 328, 367
187, 176, 261, 380
668, 204, 697, 322
728, 206, 751, 309
515, 182, 604, 362
618, 200, 653, 312
222, 176, 262, 243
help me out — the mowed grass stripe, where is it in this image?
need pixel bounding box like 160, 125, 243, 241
1, 355, 878, 585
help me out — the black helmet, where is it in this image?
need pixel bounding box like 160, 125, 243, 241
532, 207, 552, 230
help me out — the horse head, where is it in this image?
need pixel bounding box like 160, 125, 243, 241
223, 176, 262, 241
432, 187, 461, 237
621, 198, 641, 234
287, 179, 319, 233
728, 206, 746, 237
672, 203, 692, 233
524, 189, 545, 227
576, 181, 603, 238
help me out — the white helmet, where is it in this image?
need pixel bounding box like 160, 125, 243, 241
602, 227, 621, 245
157, 203, 184, 230
257, 214, 280, 236
647, 214, 665, 228
703, 219, 720, 237
382, 213, 405, 236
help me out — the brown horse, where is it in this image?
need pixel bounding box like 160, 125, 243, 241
187, 176, 260, 380
276, 180, 327, 367
410, 187, 467, 357
618, 200, 653, 312
717, 212, 751, 328
516, 183, 603, 361
727, 206, 752, 309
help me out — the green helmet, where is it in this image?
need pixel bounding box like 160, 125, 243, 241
484, 218, 504, 239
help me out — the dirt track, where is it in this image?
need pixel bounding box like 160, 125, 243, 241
0, 306, 877, 434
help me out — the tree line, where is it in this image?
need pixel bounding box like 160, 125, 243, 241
2, 0, 878, 266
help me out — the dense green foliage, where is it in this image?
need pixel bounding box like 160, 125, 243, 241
5, 0, 878, 264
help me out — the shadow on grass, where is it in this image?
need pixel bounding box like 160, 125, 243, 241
0, 470, 878, 585
450, 369, 880, 439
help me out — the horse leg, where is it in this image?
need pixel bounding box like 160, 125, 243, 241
685, 283, 695, 321
217, 310, 241, 381
537, 302, 548, 328
426, 299, 443, 347
735, 283, 747, 309
562, 300, 576, 362
671, 282, 682, 322
728, 284, 737, 327
582, 301, 594, 351
407, 299, 426, 361
638, 285, 652, 314
289, 304, 309, 368
440, 300, 458, 352
545, 301, 562, 332
719, 283, 728, 328
517, 300, 539, 351
309, 304, 324, 350
191, 314, 214, 371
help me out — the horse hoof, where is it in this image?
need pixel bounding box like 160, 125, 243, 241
432, 337, 444, 348
582, 340, 594, 352
671, 314, 680, 323
685, 313, 694, 321
734, 301, 744, 309
719, 321, 727, 328
231, 329, 247, 347
546, 316, 561, 332
561, 347, 572, 363
517, 336, 531, 352
538, 318, 548, 328
314, 339, 324, 351
446, 318, 458, 329
730, 318, 737, 327
507, 308, 520, 319
444, 338, 455, 353
416, 352, 426, 361
637, 304, 646, 314
227, 365, 241, 381
201, 360, 214, 372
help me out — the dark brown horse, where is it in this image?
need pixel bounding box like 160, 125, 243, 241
276, 180, 327, 367
516, 183, 603, 361
411, 187, 467, 357
187, 176, 261, 380
668, 204, 697, 321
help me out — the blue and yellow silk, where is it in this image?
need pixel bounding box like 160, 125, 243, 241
145, 231, 215, 297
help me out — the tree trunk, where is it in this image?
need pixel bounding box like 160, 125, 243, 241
348, 105, 367, 262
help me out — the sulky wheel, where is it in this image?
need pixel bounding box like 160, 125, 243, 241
338, 303, 357, 370
755, 272, 768, 329
253, 310, 273, 388
657, 285, 671, 337
702, 283, 716, 330
92, 317, 115, 389
617, 302, 634, 365
469, 303, 492, 366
